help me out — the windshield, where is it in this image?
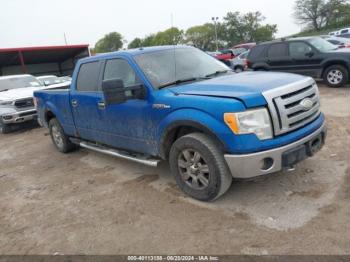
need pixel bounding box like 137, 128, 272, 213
307, 38, 338, 52
0, 76, 41, 92
134, 47, 231, 89
38, 76, 62, 85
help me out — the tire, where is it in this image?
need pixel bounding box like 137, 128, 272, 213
169, 133, 232, 201
234, 66, 244, 73
0, 120, 11, 134
49, 118, 77, 153
323, 65, 349, 88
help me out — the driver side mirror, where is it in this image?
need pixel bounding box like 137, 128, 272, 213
102, 78, 126, 105
305, 51, 314, 57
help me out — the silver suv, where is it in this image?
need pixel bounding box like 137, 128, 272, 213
0, 75, 44, 134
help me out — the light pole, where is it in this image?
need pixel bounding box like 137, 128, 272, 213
212, 17, 219, 51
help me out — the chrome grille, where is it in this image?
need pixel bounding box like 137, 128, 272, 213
263, 78, 321, 136
14, 98, 34, 109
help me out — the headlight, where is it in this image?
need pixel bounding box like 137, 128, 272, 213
0, 100, 13, 106
224, 108, 273, 140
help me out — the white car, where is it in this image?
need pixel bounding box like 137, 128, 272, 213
37, 75, 71, 88
339, 28, 350, 36
0, 74, 63, 134
329, 30, 340, 36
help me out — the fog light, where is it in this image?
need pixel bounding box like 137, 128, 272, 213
261, 157, 274, 171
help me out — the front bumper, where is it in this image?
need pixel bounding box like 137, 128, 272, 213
224, 123, 327, 179
1, 109, 37, 124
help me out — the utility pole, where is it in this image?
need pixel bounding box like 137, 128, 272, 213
64, 33, 68, 45
212, 17, 219, 51
171, 13, 175, 45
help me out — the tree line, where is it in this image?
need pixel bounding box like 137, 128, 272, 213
93, 11, 277, 53
93, 0, 350, 53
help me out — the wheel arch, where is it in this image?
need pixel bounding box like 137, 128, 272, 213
159, 120, 226, 160
321, 60, 350, 78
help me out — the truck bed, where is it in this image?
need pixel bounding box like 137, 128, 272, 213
34, 89, 76, 135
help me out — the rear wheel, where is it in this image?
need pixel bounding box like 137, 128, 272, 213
49, 118, 77, 153
324, 65, 349, 87
169, 133, 232, 201
234, 66, 244, 73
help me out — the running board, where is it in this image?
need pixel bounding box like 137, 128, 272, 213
79, 141, 161, 167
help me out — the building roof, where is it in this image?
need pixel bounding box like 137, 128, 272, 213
0, 45, 89, 67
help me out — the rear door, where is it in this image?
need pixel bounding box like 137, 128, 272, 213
266, 43, 292, 72
70, 60, 105, 142
288, 41, 323, 77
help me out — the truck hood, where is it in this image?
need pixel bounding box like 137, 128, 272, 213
169, 72, 310, 108
326, 48, 350, 54
0, 83, 67, 101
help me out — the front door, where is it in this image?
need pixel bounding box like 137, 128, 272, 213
96, 58, 157, 155
288, 41, 323, 77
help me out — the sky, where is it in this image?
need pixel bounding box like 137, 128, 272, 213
0, 0, 302, 49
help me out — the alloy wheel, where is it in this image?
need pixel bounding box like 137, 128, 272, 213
52, 125, 64, 148
327, 69, 343, 85
177, 149, 210, 190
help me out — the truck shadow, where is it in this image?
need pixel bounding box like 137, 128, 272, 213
1, 120, 41, 136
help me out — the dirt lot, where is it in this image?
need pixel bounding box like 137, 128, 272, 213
0, 84, 350, 255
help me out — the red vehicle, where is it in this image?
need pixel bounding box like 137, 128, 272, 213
214, 50, 235, 60
213, 43, 256, 66
232, 42, 256, 55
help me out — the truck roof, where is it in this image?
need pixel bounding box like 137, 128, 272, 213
82, 45, 192, 63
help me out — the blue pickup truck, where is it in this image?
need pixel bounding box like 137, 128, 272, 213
34, 46, 326, 201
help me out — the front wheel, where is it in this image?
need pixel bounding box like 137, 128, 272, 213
0, 120, 11, 134
324, 65, 349, 88
169, 133, 232, 201
49, 118, 77, 153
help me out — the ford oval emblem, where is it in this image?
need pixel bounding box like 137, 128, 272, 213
300, 98, 313, 111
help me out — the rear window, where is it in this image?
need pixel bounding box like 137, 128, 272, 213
267, 43, 288, 58
248, 45, 266, 59
76, 62, 100, 92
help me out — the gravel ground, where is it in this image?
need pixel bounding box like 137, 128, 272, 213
0, 84, 349, 255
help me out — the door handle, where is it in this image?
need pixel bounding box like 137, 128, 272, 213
97, 101, 106, 109
71, 99, 78, 107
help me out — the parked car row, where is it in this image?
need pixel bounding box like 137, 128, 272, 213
0, 74, 71, 133
329, 27, 350, 37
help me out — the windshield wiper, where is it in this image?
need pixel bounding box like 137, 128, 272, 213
0, 89, 9, 92
158, 77, 206, 89
205, 70, 231, 78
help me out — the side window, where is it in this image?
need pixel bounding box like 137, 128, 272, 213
248, 45, 266, 59
267, 43, 288, 58
289, 42, 312, 57
341, 29, 348, 34
76, 62, 100, 92
103, 59, 140, 88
